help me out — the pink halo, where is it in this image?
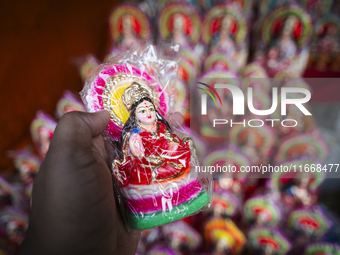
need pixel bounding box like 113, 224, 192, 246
84, 64, 168, 140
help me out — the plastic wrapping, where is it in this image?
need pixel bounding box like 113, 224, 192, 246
80, 45, 212, 230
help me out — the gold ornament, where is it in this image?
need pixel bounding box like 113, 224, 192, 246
122, 81, 159, 111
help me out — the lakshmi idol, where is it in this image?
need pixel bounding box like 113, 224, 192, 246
278, 15, 298, 61
119, 14, 141, 51
81, 47, 209, 230
113, 82, 192, 186
211, 15, 237, 57
259, 5, 313, 76
172, 13, 190, 48
111, 81, 208, 230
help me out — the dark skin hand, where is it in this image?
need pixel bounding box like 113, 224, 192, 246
18, 111, 140, 255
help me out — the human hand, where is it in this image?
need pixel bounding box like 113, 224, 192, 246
18, 111, 140, 255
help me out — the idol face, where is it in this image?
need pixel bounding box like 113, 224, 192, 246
136, 100, 156, 126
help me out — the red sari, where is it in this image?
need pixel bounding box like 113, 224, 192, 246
114, 122, 191, 186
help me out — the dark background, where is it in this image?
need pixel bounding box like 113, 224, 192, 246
0, 0, 119, 172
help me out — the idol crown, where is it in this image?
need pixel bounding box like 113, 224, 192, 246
122, 81, 158, 111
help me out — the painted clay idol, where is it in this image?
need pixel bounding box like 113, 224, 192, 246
204, 218, 246, 255
109, 4, 151, 51
248, 228, 291, 255
245, 91, 272, 120
243, 196, 282, 227
311, 15, 340, 71
204, 145, 250, 196
0, 176, 21, 209
203, 53, 237, 72
270, 159, 325, 209
163, 221, 202, 252
241, 62, 272, 96
242, 62, 268, 78
224, 0, 253, 18
271, 95, 315, 138
140, 227, 161, 246
229, 122, 276, 166
209, 188, 241, 219
259, 5, 313, 76
300, 0, 333, 18
181, 48, 201, 74
103, 47, 122, 63
112, 81, 209, 229
169, 78, 190, 122
81, 46, 210, 230
314, 15, 340, 54
147, 246, 181, 255
259, 0, 289, 16
12, 150, 41, 185
177, 58, 197, 84
288, 207, 331, 241
0, 209, 28, 245
158, 3, 201, 47
202, 4, 248, 70
274, 130, 329, 164
78, 54, 100, 82
30, 111, 57, 158
55, 90, 86, 119
159, 0, 214, 15
304, 243, 340, 255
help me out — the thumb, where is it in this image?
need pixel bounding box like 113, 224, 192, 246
78, 110, 110, 137
48, 110, 110, 152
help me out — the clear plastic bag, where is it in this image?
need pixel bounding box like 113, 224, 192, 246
80, 45, 212, 230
